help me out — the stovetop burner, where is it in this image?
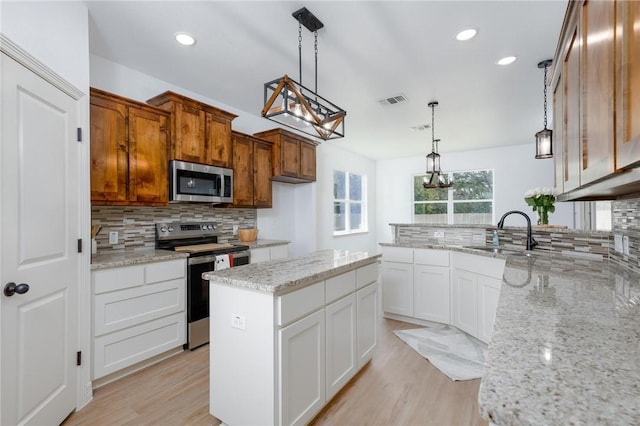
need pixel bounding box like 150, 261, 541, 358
155, 221, 249, 255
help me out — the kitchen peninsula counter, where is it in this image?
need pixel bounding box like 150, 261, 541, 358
381, 242, 640, 425
203, 249, 380, 294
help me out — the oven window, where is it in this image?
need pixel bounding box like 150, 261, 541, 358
177, 170, 220, 197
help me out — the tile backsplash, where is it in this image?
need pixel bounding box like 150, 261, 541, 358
91, 205, 257, 253
610, 199, 640, 273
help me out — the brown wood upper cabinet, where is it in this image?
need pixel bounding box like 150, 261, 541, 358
90, 88, 169, 206
551, 0, 640, 200
147, 91, 237, 167
253, 128, 318, 183
230, 131, 273, 208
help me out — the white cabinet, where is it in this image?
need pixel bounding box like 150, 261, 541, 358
279, 309, 326, 426
381, 247, 413, 317
210, 262, 378, 426
413, 249, 450, 324
451, 252, 505, 343
356, 282, 377, 369
92, 258, 187, 380
381, 247, 451, 324
250, 243, 289, 264
451, 268, 479, 337
477, 275, 502, 343
325, 294, 356, 400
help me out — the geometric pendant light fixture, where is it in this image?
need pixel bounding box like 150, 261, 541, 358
423, 101, 453, 189
261, 7, 346, 140
535, 59, 553, 159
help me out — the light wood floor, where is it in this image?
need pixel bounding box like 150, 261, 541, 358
63, 318, 487, 426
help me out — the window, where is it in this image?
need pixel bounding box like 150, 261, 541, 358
413, 170, 494, 225
334, 170, 367, 234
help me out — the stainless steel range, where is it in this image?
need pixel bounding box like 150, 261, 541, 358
155, 221, 250, 350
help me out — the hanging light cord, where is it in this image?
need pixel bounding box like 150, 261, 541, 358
543, 64, 548, 129
314, 30, 319, 94
298, 22, 303, 84
431, 103, 436, 152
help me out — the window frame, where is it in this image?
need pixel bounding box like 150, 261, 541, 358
412, 169, 495, 225
333, 169, 368, 236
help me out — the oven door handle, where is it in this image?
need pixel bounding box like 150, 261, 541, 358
188, 255, 217, 265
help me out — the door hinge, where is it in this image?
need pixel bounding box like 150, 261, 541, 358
77, 238, 82, 253
77, 351, 82, 366
77, 127, 82, 142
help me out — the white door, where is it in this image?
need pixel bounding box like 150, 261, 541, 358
356, 282, 377, 369
451, 269, 479, 337
1, 53, 79, 425
413, 264, 451, 324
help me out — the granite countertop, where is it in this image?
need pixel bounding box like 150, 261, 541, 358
382, 241, 640, 424
204, 249, 380, 294
91, 248, 188, 270
226, 239, 290, 249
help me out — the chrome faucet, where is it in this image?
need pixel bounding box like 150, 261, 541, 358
496, 210, 538, 251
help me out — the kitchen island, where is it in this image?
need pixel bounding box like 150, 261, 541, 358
203, 249, 380, 426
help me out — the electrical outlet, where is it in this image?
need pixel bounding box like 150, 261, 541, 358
623, 235, 630, 256
433, 231, 445, 238
231, 314, 246, 330
108, 231, 118, 245
614, 234, 623, 253
232, 225, 239, 235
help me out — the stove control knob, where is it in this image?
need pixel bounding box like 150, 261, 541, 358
167, 226, 174, 232
212, 224, 217, 229
160, 226, 168, 233
207, 225, 213, 230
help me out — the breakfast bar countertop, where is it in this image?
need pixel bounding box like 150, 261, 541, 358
479, 254, 640, 426
203, 249, 380, 295
380, 242, 640, 425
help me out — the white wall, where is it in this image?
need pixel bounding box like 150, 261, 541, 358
376, 144, 575, 244
1, 1, 90, 91
315, 142, 378, 254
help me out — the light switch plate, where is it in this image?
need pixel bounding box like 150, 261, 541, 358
108, 231, 118, 245
614, 234, 623, 253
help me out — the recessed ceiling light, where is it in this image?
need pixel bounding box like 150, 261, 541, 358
497, 56, 517, 66
175, 32, 196, 46
456, 28, 477, 41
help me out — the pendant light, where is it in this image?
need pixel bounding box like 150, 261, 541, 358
535, 59, 553, 159
423, 101, 453, 189
261, 7, 346, 140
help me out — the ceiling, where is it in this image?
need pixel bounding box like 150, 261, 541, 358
86, 0, 568, 160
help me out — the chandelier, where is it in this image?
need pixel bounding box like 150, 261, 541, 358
535, 59, 553, 159
261, 7, 346, 140
423, 101, 453, 189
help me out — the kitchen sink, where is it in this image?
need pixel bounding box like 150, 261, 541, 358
463, 246, 533, 256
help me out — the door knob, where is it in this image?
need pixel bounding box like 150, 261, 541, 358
4, 282, 29, 297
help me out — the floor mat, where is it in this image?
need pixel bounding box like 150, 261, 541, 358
394, 325, 487, 381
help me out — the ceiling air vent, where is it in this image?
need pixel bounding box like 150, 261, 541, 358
378, 94, 408, 106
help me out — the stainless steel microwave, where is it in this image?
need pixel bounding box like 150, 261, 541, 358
169, 160, 233, 203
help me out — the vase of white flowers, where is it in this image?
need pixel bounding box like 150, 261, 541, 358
524, 187, 556, 225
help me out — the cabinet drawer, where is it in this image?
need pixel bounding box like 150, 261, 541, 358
93, 312, 186, 380
326, 270, 356, 304
93, 264, 145, 294
94, 278, 185, 336
453, 252, 505, 279
356, 263, 378, 288
414, 249, 449, 267
277, 281, 325, 326
145, 259, 185, 283
382, 246, 413, 263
